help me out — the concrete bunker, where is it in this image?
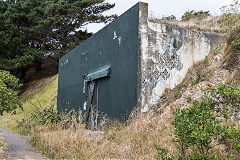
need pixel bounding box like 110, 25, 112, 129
57, 2, 223, 128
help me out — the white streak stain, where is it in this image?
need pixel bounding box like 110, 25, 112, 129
118, 36, 122, 45
113, 31, 117, 40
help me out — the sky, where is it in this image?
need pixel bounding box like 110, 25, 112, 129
84, 0, 231, 33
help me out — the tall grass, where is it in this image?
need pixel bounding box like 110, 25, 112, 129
29, 110, 177, 159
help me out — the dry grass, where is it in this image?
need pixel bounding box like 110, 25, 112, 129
149, 16, 225, 33
30, 109, 178, 159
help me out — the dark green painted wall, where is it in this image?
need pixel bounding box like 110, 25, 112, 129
57, 3, 140, 120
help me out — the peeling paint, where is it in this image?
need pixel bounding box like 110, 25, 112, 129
118, 36, 122, 46
113, 31, 117, 40
81, 50, 88, 56
60, 58, 69, 67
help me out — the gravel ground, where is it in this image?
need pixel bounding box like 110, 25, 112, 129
0, 127, 45, 160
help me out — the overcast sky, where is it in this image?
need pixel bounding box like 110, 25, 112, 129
84, 0, 231, 33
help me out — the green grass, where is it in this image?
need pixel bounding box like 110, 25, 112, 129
0, 76, 58, 132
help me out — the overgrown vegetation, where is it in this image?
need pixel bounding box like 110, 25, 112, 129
15, 84, 240, 159
223, 28, 240, 70
17, 105, 82, 135
220, 0, 240, 86
157, 85, 240, 160
0, 132, 8, 158
172, 99, 227, 159
17, 107, 60, 135
162, 15, 176, 20
27, 111, 174, 159
218, 0, 240, 31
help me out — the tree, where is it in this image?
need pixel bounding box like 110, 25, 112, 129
0, 0, 115, 77
0, 70, 22, 115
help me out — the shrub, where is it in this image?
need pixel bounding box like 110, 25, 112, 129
17, 107, 61, 134
0, 70, 22, 115
206, 85, 240, 115
157, 85, 240, 159
181, 10, 210, 21
218, 13, 240, 30
172, 98, 227, 159
155, 146, 174, 160
232, 34, 240, 50
231, 28, 240, 51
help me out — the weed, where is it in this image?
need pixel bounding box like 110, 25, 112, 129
155, 146, 175, 160
193, 71, 202, 85
174, 90, 182, 99
186, 97, 192, 103
17, 107, 61, 135
0, 134, 7, 152
17, 105, 83, 135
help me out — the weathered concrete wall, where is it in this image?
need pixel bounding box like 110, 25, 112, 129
138, 3, 224, 112
58, 2, 224, 122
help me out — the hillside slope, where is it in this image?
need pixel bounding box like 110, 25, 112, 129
0, 75, 58, 131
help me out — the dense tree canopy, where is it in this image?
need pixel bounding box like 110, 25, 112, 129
0, 0, 115, 71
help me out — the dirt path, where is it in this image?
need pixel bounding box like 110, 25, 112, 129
0, 127, 45, 160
